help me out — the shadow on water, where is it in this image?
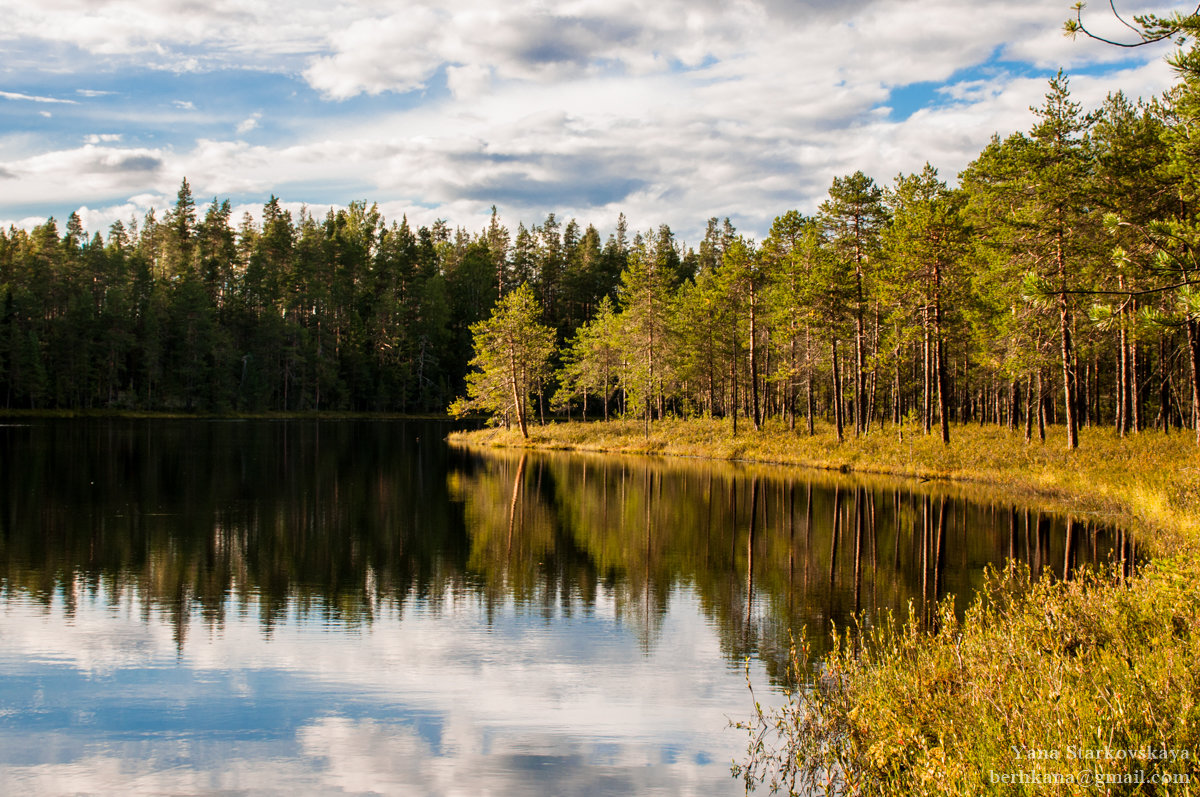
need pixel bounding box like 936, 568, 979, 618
0, 419, 1133, 682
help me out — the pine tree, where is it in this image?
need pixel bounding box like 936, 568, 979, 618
882, 164, 968, 444
819, 172, 888, 435
450, 283, 555, 438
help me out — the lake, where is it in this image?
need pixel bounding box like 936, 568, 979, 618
0, 419, 1131, 795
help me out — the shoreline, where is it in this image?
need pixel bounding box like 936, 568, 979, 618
448, 417, 1200, 557
450, 419, 1200, 792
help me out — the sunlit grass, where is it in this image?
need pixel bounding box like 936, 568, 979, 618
734, 558, 1200, 796
450, 418, 1200, 556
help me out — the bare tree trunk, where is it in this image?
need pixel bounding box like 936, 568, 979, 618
1187, 318, 1200, 445
865, 299, 880, 434
1131, 299, 1141, 433
749, 284, 761, 430
806, 325, 814, 435
1057, 225, 1078, 449
893, 321, 902, 428
832, 337, 844, 442
789, 334, 797, 431
1024, 374, 1034, 443
1037, 369, 1046, 442
932, 262, 949, 445
730, 344, 738, 436
510, 344, 528, 438
935, 325, 949, 445
1118, 319, 1129, 436
922, 307, 931, 436
1160, 332, 1171, 434
855, 302, 865, 437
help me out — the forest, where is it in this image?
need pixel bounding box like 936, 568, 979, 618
2, 72, 1198, 450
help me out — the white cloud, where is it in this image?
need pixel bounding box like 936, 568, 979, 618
0, 0, 1186, 242
446, 63, 493, 100
0, 584, 774, 796
0, 89, 77, 104
236, 113, 261, 134
303, 9, 448, 99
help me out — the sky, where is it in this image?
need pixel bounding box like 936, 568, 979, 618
0, 0, 1191, 244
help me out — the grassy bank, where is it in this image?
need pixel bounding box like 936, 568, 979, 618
450, 418, 1200, 556
451, 418, 1200, 795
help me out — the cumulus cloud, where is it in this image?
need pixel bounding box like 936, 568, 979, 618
303, 9, 446, 99
0, 0, 1184, 241
0, 144, 168, 212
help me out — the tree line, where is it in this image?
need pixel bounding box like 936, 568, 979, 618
454, 71, 1200, 448
0, 190, 633, 413
3, 70, 1199, 446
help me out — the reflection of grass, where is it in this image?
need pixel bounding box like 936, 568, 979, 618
451, 418, 1200, 794
450, 419, 1199, 556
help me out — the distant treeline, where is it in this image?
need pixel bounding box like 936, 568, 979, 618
2, 73, 1199, 445
0, 190, 638, 413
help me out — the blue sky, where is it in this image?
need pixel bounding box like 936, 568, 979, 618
0, 0, 1188, 243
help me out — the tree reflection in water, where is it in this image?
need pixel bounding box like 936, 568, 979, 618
0, 419, 1131, 682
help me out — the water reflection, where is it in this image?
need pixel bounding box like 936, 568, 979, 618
447, 448, 1131, 678
0, 420, 1131, 795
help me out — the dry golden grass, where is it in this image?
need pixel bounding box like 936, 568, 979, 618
450, 418, 1200, 556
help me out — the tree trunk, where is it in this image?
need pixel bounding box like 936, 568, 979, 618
749, 283, 761, 430
933, 263, 949, 445
1160, 332, 1171, 434
1130, 301, 1141, 432
1187, 319, 1200, 445
1056, 223, 1078, 449
855, 293, 865, 436
1118, 321, 1128, 436
510, 344, 528, 438
1037, 369, 1046, 442
832, 337, 845, 442
922, 307, 931, 435
1024, 374, 1033, 443
806, 325, 814, 435
1059, 297, 1077, 449
730, 343, 738, 436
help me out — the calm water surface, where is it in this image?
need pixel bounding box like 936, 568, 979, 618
0, 420, 1131, 795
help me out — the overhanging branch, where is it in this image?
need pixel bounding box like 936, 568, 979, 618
1065, 1, 1200, 47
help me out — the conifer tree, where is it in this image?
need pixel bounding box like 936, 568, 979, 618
450, 283, 555, 438
819, 172, 888, 435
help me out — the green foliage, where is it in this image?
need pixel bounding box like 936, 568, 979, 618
450, 283, 555, 437
553, 295, 621, 419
